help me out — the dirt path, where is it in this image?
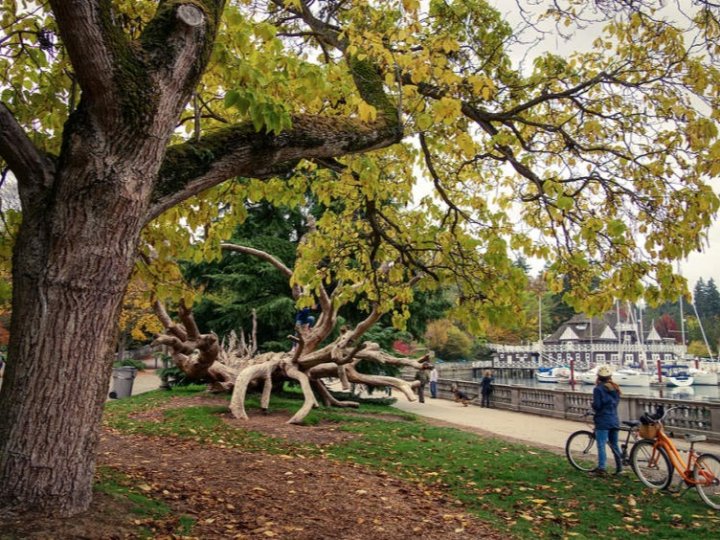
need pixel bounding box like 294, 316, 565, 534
2, 405, 507, 539
97, 432, 503, 539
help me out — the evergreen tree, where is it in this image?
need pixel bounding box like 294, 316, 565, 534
694, 278, 708, 316
705, 279, 720, 318
182, 203, 304, 351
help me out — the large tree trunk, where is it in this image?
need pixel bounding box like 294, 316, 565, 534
0, 112, 161, 514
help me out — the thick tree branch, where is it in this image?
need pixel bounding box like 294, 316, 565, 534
178, 300, 201, 341
147, 113, 402, 221
144, 0, 401, 223
139, 1, 224, 108
0, 103, 55, 198
153, 300, 188, 341
48, 0, 123, 122
285, 363, 318, 424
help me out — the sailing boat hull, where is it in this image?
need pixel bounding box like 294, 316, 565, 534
688, 370, 719, 386
665, 376, 694, 387
613, 369, 650, 387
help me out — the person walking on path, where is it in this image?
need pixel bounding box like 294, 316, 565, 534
480, 370, 494, 408
429, 365, 439, 398
414, 362, 431, 403
591, 366, 622, 476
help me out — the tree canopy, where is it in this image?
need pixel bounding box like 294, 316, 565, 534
1, 0, 720, 517
3, 1, 719, 321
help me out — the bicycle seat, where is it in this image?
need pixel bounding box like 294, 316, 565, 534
684, 434, 707, 443
623, 420, 640, 428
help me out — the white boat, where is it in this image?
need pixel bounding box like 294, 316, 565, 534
535, 367, 571, 383
613, 368, 651, 387
688, 368, 719, 386
576, 366, 601, 385
665, 374, 694, 387
650, 364, 694, 387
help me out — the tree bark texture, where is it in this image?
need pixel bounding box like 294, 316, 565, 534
0, 110, 169, 514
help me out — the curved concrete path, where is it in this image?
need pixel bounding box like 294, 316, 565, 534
391, 393, 720, 454
110, 370, 720, 454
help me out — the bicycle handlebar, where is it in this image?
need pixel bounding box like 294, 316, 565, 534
641, 405, 689, 424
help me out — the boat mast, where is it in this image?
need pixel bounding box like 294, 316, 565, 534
679, 295, 686, 355
634, 302, 647, 371
678, 262, 686, 356
691, 301, 719, 362
537, 291, 545, 365
616, 299, 623, 367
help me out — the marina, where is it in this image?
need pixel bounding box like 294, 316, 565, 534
487, 375, 720, 403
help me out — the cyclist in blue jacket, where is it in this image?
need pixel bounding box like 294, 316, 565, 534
591, 366, 623, 476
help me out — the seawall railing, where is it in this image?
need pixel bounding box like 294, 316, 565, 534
437, 378, 720, 443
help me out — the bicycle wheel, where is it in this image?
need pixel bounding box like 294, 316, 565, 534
694, 453, 720, 510
631, 440, 673, 490
566, 430, 598, 472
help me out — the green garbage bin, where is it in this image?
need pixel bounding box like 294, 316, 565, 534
110, 366, 137, 399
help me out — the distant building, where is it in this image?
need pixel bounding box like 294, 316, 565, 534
490, 311, 686, 369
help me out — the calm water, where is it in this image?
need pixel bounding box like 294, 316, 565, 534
488, 377, 720, 403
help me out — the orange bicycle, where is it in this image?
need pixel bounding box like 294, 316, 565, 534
630, 406, 720, 510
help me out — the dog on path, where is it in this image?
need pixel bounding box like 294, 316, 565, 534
450, 384, 474, 406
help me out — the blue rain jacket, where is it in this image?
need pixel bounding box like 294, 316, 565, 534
592, 383, 620, 430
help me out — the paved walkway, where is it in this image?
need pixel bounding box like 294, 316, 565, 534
109, 371, 720, 455
107, 368, 165, 400
391, 393, 720, 454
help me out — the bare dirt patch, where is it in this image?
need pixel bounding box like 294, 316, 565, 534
0, 492, 145, 540
1, 396, 510, 539
1, 429, 507, 540
100, 432, 503, 539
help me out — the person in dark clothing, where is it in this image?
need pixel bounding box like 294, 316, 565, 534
591, 366, 622, 476
295, 307, 315, 329
414, 362, 431, 403
480, 370, 494, 408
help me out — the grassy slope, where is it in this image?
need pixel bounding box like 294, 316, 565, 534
103, 386, 720, 539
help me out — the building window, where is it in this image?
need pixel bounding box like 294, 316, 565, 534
596, 354, 606, 362
611, 354, 618, 363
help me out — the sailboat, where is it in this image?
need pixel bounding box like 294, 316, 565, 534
535, 366, 571, 383
688, 367, 719, 386
650, 365, 694, 387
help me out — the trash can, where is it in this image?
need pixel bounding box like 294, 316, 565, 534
110, 366, 137, 399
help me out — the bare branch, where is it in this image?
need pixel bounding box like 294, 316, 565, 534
285, 363, 318, 424
178, 300, 201, 341
221, 243, 293, 278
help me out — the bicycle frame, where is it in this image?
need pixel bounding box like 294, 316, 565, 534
651, 427, 699, 484
634, 406, 720, 509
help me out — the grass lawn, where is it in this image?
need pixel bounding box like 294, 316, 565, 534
103, 386, 720, 539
